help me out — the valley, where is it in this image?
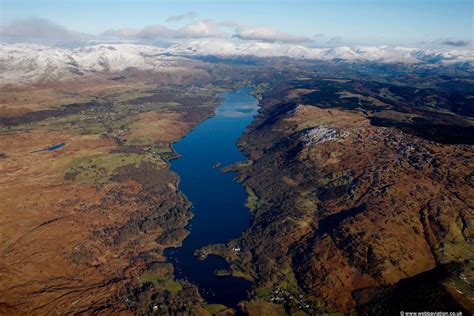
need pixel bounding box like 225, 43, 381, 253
204, 74, 474, 314
0, 45, 473, 315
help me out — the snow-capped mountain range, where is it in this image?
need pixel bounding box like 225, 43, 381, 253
1, 40, 473, 85
170, 40, 474, 64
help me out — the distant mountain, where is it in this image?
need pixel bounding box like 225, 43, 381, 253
1, 40, 473, 84
0, 43, 173, 84
168, 40, 474, 64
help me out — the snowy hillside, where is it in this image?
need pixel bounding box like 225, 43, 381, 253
1, 40, 473, 85
168, 40, 474, 64
0, 43, 173, 84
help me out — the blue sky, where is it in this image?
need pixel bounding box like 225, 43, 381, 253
1, 0, 472, 47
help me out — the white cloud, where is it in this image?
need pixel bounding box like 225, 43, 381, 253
177, 20, 225, 38
102, 25, 177, 39
103, 19, 310, 44
233, 26, 311, 43
166, 11, 198, 23
138, 25, 176, 39
103, 20, 225, 40
4, 17, 313, 46
101, 27, 141, 38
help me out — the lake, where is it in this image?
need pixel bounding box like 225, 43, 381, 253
165, 88, 259, 308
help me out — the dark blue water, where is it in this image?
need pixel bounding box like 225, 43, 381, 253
47, 143, 65, 151
164, 88, 258, 307
31, 142, 65, 153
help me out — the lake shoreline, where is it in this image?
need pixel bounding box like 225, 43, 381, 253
164, 88, 260, 309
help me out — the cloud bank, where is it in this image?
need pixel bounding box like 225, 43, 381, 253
8, 15, 469, 49
0, 16, 321, 46
0, 17, 92, 45
102, 20, 224, 40
102, 17, 311, 44
103, 22, 310, 44
442, 40, 469, 47
233, 26, 311, 43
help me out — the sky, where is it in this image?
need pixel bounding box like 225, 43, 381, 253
1, 0, 472, 47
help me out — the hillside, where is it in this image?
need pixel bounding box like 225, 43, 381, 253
1, 41, 473, 85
